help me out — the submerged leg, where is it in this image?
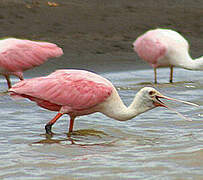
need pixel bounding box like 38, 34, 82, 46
19, 76, 24, 81
169, 66, 173, 83
45, 113, 63, 134
69, 116, 75, 133
154, 68, 157, 84
4, 75, 12, 89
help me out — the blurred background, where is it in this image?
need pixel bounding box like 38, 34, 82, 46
1, 0, 202, 75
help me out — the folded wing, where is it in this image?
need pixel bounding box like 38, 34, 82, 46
9, 70, 113, 111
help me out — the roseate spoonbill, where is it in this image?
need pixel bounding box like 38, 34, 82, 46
9, 69, 197, 135
0, 38, 63, 88
133, 28, 203, 83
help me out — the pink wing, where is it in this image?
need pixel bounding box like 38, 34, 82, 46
0, 38, 63, 72
9, 70, 113, 111
133, 31, 166, 65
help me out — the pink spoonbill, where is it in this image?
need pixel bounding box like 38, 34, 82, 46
0, 38, 63, 88
9, 69, 197, 135
133, 28, 203, 83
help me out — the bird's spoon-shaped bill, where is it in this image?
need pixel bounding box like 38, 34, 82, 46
157, 94, 199, 107
154, 93, 199, 121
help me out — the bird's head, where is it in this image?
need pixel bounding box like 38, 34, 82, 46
133, 87, 198, 119
134, 87, 164, 113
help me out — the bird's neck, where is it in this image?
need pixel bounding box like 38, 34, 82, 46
171, 51, 203, 70
190, 56, 203, 70
100, 92, 152, 121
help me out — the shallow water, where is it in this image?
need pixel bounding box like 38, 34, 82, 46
0, 68, 203, 180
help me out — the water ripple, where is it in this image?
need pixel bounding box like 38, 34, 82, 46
0, 68, 203, 179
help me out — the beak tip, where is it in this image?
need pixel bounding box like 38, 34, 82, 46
190, 103, 199, 107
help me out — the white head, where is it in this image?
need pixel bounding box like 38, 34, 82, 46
132, 87, 198, 117
132, 87, 162, 114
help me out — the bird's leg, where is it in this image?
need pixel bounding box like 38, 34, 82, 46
169, 66, 173, 83
4, 75, 12, 89
45, 113, 63, 135
154, 68, 157, 84
19, 76, 24, 81
69, 116, 75, 133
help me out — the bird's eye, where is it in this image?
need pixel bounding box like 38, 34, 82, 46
149, 91, 155, 96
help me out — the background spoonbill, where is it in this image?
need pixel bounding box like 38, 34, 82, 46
133, 28, 203, 83
9, 69, 197, 135
0, 38, 63, 88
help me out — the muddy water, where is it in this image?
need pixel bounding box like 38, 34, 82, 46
0, 68, 203, 180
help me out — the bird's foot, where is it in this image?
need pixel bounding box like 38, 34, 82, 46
67, 131, 73, 137
45, 124, 54, 136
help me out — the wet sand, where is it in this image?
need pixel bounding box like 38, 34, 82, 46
0, 0, 202, 75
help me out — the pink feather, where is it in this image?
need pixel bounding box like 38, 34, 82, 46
133, 30, 167, 67
9, 69, 113, 112
0, 38, 63, 73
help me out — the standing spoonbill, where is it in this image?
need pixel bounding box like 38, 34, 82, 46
0, 38, 63, 88
132, 28, 203, 83
9, 69, 197, 135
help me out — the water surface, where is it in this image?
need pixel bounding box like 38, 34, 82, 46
0, 68, 203, 180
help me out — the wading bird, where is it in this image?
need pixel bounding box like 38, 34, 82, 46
9, 69, 197, 135
0, 38, 63, 88
133, 28, 203, 83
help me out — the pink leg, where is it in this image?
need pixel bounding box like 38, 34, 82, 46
4, 75, 12, 89
69, 116, 75, 133
45, 113, 63, 134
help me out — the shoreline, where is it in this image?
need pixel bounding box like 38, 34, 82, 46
0, 0, 202, 75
